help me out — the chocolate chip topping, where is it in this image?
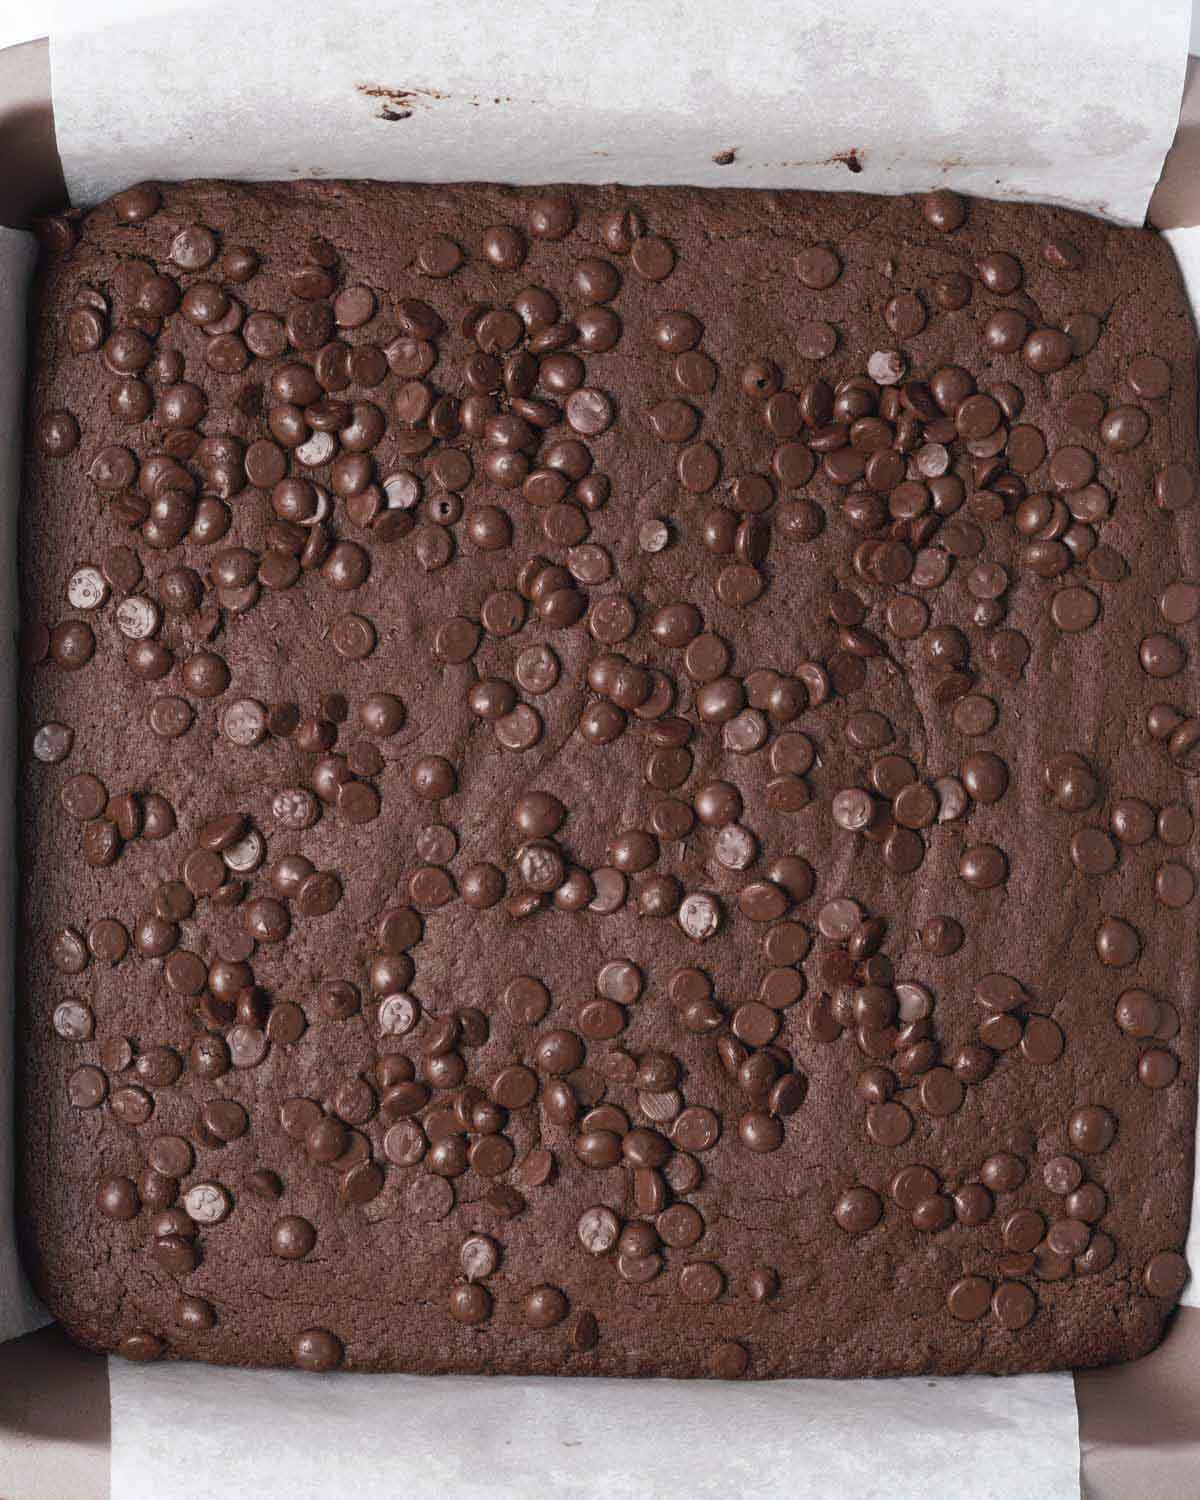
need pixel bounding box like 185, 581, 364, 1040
19, 179, 1198, 1380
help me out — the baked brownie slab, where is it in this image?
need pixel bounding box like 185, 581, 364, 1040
17, 180, 1199, 1377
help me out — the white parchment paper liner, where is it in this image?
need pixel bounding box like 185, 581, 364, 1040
53, 0, 1189, 226
109, 1362, 1080, 1500
3, 0, 1196, 1493
1164, 230, 1200, 1311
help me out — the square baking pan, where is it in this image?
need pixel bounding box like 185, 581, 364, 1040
4, 26, 1200, 1500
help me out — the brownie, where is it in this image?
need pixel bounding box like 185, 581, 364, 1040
16, 180, 1198, 1378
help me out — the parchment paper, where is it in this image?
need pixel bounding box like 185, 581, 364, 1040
109, 1361, 1080, 1500
0, 225, 47, 1346
2, 2, 1193, 1496
1163, 231, 1200, 1315
52, 0, 1190, 226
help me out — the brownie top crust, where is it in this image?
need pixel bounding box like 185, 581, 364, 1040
17, 180, 1199, 1377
